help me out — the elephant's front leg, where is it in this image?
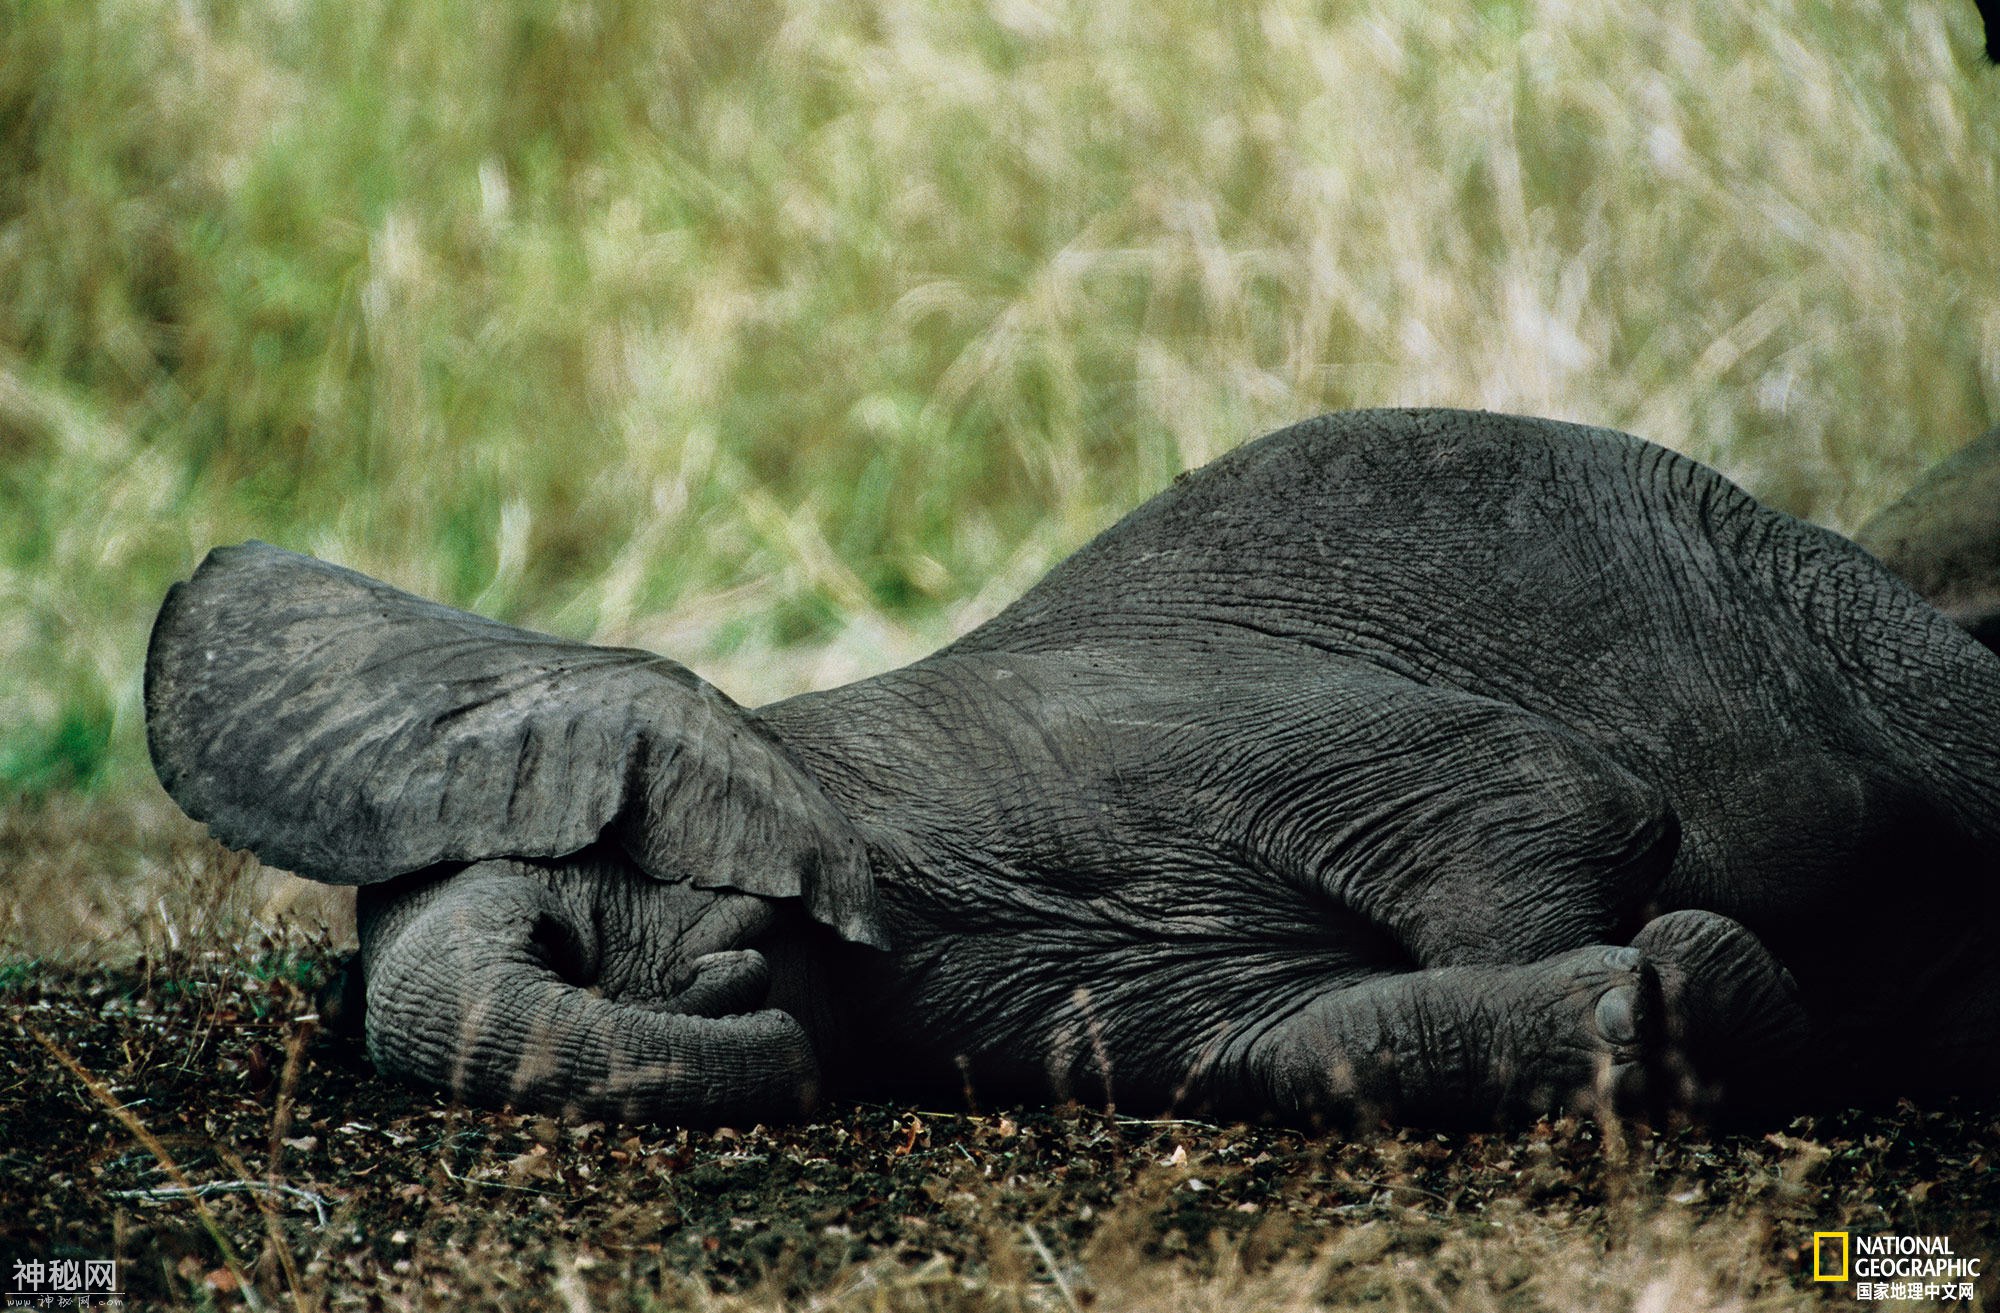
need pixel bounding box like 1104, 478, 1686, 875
1243, 945, 1660, 1126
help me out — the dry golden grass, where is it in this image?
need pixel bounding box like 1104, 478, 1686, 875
3, 0, 1998, 794
0, 792, 351, 963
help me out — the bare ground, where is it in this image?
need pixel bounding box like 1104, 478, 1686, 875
1, 799, 1995, 1311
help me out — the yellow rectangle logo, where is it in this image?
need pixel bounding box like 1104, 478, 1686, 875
1813, 1232, 1850, 1281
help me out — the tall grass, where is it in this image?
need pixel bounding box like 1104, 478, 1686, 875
2, 0, 1996, 793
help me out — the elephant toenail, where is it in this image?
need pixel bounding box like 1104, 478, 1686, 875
1603, 946, 1643, 971
1595, 984, 1640, 1046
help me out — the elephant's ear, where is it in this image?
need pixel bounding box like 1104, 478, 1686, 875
145, 542, 885, 948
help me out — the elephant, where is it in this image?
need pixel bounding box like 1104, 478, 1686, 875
1855, 426, 2000, 653
145, 407, 2000, 1128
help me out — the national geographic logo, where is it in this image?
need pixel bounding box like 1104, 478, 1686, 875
1811, 1231, 1981, 1303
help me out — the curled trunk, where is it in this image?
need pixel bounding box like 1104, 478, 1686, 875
358, 863, 821, 1124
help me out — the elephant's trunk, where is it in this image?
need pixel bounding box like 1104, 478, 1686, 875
357, 864, 821, 1124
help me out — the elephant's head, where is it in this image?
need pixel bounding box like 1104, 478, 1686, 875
146, 542, 884, 1121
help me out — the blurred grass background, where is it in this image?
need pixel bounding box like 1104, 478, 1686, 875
3, 0, 1998, 799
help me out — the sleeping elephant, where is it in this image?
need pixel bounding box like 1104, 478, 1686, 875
145, 408, 2000, 1127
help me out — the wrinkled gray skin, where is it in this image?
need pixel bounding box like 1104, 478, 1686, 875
146, 409, 2000, 1129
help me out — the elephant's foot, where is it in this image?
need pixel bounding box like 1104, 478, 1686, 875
1246, 944, 1662, 1127
1629, 909, 1810, 1115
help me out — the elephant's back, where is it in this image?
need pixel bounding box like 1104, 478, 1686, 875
957, 408, 1857, 685
952, 407, 2000, 835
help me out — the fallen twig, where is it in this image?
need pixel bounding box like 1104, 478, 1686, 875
106, 1180, 334, 1229
1021, 1222, 1083, 1313
257, 1017, 318, 1313
1111, 1113, 1228, 1131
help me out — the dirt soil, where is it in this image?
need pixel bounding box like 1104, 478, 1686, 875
3, 939, 1997, 1311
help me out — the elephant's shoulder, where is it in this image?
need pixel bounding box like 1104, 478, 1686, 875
954, 407, 1767, 657
1163, 407, 1747, 527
